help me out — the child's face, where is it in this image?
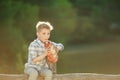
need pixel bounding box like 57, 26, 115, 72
37, 28, 51, 42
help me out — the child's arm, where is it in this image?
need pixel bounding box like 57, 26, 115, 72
52, 42, 64, 51
28, 43, 49, 64
32, 51, 48, 63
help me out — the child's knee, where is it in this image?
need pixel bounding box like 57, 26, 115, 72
46, 69, 52, 77
29, 68, 39, 77
41, 69, 53, 77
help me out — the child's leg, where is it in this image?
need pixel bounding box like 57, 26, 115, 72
24, 67, 38, 80
40, 68, 53, 80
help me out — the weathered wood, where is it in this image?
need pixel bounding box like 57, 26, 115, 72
0, 73, 120, 80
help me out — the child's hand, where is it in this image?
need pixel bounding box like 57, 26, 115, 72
46, 48, 51, 54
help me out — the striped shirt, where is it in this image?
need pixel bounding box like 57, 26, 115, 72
25, 38, 64, 71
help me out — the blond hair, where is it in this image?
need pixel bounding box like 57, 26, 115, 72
36, 21, 53, 32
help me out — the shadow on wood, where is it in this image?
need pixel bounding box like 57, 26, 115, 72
0, 73, 120, 80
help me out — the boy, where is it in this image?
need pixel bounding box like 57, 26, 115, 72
24, 21, 64, 80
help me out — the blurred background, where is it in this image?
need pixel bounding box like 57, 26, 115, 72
0, 0, 120, 74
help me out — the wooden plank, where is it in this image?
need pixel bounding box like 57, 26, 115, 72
0, 73, 120, 80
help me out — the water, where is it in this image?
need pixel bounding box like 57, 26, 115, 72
57, 41, 120, 74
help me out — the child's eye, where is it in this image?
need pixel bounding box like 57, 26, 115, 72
47, 33, 50, 35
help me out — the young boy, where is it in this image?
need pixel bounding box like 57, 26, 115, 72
24, 21, 64, 80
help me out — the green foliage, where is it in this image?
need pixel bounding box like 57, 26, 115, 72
0, 1, 39, 73
68, 17, 106, 44
14, 3, 39, 42
68, 0, 120, 44
0, 1, 22, 22
0, 27, 26, 73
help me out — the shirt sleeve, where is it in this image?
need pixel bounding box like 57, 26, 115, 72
28, 43, 38, 63
52, 42, 64, 51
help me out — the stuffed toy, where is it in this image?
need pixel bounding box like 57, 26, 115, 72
44, 41, 58, 73
44, 41, 58, 63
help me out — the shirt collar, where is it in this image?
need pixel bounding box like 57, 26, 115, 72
36, 38, 44, 47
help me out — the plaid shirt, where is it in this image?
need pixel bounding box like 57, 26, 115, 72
25, 38, 64, 71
